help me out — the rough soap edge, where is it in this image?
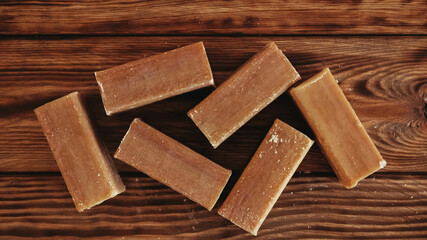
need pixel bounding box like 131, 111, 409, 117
78, 186, 126, 212
114, 119, 138, 158
73, 92, 126, 197
94, 71, 114, 116
206, 169, 232, 211
68, 92, 126, 211
199, 41, 216, 88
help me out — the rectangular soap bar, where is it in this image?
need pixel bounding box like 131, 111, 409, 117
114, 119, 231, 210
290, 68, 387, 188
218, 119, 313, 235
95, 42, 214, 115
34, 92, 125, 212
188, 42, 301, 148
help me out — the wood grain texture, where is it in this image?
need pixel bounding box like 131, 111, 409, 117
0, 36, 425, 173
0, 173, 426, 239
1, 0, 426, 238
0, 0, 426, 36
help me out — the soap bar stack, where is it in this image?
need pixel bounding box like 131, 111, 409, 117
35, 42, 386, 235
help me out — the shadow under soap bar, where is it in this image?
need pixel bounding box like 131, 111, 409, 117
218, 119, 313, 235
34, 92, 125, 212
188, 42, 301, 148
114, 119, 231, 210
290, 68, 386, 188
95, 42, 214, 115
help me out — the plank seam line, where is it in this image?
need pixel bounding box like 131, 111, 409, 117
0, 33, 426, 39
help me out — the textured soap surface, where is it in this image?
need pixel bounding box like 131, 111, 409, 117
96, 41, 214, 115
188, 42, 301, 148
290, 68, 386, 188
218, 119, 313, 235
34, 92, 125, 212
114, 119, 231, 210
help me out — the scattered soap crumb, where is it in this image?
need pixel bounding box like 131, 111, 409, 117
269, 133, 279, 143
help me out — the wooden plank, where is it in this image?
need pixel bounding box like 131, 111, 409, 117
0, 173, 426, 239
0, 36, 426, 172
0, 0, 426, 36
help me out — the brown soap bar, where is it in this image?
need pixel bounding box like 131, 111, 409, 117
218, 119, 313, 235
34, 92, 125, 212
114, 119, 231, 210
188, 42, 301, 148
95, 42, 214, 115
290, 68, 387, 188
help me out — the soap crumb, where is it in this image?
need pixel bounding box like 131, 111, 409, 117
269, 133, 279, 143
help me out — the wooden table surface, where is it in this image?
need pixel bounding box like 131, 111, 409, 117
1, 1, 426, 239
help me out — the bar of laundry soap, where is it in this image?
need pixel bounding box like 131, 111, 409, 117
290, 68, 387, 188
218, 119, 313, 235
34, 92, 125, 212
188, 42, 300, 148
95, 42, 214, 115
114, 119, 231, 210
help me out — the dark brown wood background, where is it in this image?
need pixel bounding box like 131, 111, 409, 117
1, 0, 426, 239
